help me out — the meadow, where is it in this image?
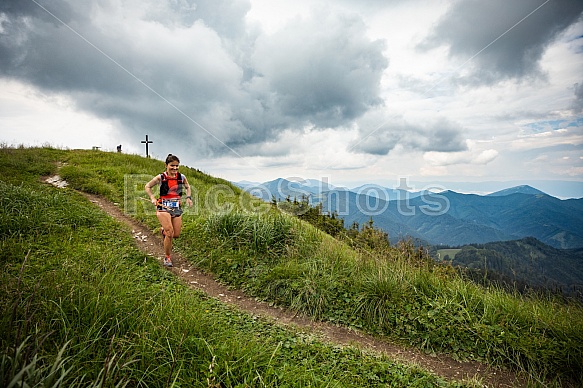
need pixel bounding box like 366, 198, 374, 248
1, 146, 582, 387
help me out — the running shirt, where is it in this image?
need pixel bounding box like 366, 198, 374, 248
159, 172, 184, 200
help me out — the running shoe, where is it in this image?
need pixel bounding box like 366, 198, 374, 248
163, 256, 173, 267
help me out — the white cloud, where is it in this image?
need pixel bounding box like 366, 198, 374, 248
0, 79, 117, 150
423, 146, 499, 167
511, 126, 583, 150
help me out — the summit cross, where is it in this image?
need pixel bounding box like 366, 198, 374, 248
141, 135, 153, 158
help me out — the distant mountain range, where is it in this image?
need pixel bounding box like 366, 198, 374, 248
234, 179, 583, 249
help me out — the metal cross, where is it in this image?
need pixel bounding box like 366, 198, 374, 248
141, 134, 153, 158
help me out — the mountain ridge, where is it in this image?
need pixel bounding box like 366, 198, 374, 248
235, 179, 583, 199
234, 179, 583, 249
447, 237, 583, 300
487, 185, 547, 196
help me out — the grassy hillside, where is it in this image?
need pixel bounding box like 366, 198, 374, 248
1, 147, 458, 387
2, 146, 583, 386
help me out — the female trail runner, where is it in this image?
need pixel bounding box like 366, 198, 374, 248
145, 154, 193, 267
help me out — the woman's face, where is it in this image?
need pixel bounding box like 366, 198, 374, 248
166, 161, 179, 175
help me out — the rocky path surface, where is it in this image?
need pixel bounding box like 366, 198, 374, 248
85, 193, 526, 388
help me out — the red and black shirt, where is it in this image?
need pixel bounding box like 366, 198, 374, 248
159, 172, 185, 200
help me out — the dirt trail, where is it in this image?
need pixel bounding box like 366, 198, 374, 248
85, 193, 526, 388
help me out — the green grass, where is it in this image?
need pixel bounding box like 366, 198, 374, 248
178, 197, 583, 386
187, 211, 583, 385
1, 146, 459, 387
3, 146, 583, 387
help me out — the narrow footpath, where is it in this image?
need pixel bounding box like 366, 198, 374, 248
85, 193, 526, 388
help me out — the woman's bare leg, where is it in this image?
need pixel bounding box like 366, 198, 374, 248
171, 215, 183, 238
156, 211, 174, 258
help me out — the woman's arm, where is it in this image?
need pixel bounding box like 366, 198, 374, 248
144, 175, 161, 205
183, 177, 193, 206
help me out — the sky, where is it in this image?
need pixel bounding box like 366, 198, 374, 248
1, 0, 582, 197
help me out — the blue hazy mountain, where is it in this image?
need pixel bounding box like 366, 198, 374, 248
235, 178, 331, 200
487, 185, 547, 197
348, 183, 425, 201
234, 180, 583, 249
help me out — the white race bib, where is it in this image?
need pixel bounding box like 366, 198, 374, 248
162, 199, 180, 208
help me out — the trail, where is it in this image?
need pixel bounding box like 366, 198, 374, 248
85, 193, 526, 388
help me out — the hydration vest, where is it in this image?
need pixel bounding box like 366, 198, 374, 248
159, 172, 185, 199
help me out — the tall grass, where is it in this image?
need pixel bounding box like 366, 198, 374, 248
1, 147, 458, 387
181, 201, 583, 386
4, 147, 583, 386
204, 211, 297, 256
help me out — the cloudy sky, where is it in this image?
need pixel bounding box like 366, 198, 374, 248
1, 0, 582, 197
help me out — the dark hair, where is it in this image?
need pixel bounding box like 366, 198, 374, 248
165, 154, 180, 164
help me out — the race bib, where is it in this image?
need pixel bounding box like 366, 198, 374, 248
162, 199, 180, 208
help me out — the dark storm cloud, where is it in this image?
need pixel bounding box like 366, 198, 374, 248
0, 0, 388, 158
0, 1, 249, 151
250, 10, 388, 128
0, 0, 74, 22
419, 0, 583, 85
351, 117, 467, 155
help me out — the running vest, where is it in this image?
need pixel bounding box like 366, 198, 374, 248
159, 172, 185, 199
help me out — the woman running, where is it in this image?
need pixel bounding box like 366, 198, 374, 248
145, 154, 193, 267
